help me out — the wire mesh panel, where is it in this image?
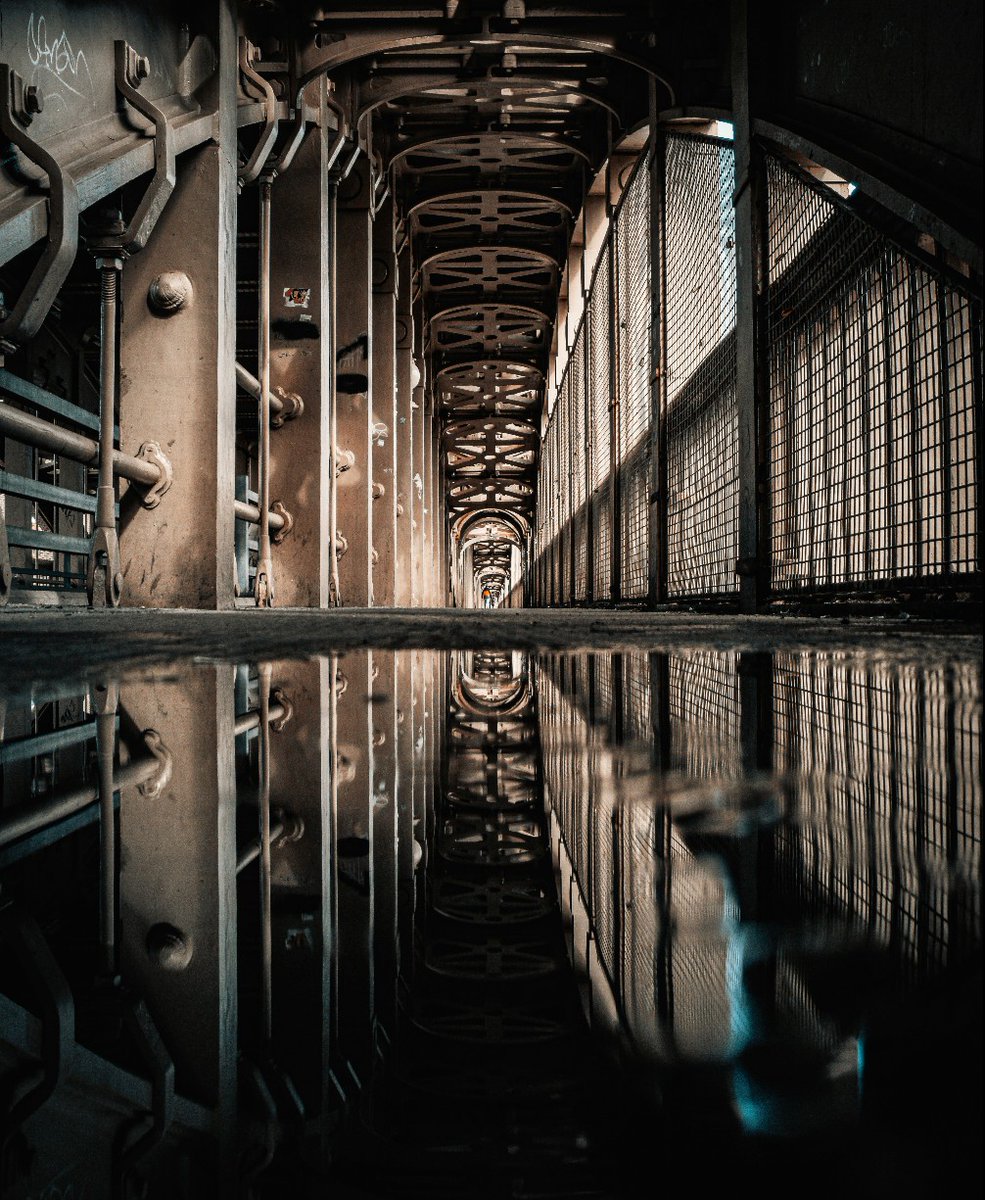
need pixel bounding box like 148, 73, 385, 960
615, 160, 652, 599
663, 132, 739, 598
570, 329, 589, 601
590, 243, 613, 600
767, 153, 981, 594
556, 376, 571, 602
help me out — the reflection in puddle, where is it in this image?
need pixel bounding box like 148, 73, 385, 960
0, 645, 980, 1196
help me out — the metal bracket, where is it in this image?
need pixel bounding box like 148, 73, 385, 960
0, 65, 80, 355
270, 386, 304, 428
238, 39, 280, 186
136, 730, 173, 799
87, 525, 123, 608
269, 687, 294, 732
271, 808, 305, 847
114, 42, 176, 256
334, 446, 355, 477
134, 441, 173, 508
270, 501, 293, 544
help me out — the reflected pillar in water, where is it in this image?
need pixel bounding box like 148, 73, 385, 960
370, 650, 399, 1053
118, 667, 238, 1166
263, 658, 333, 1116
333, 651, 374, 1094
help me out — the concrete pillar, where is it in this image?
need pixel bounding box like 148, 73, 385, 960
372, 197, 398, 607
119, 9, 237, 609
268, 88, 332, 607
335, 155, 374, 607
118, 667, 237, 1166
394, 244, 414, 607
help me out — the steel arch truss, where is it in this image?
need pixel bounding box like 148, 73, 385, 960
437, 361, 544, 418
430, 304, 551, 360
443, 417, 538, 481
422, 246, 558, 306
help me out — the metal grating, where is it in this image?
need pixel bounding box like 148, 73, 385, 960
590, 243, 613, 599
615, 160, 652, 599
767, 153, 981, 594
570, 328, 589, 601
663, 132, 739, 598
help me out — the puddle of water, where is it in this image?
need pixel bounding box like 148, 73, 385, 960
0, 644, 980, 1196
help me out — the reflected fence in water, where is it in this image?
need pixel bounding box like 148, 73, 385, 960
0, 643, 981, 1195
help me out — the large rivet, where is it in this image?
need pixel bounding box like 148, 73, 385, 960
148, 271, 194, 315
146, 922, 193, 970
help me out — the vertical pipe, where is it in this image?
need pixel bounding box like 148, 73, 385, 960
255, 178, 275, 606
89, 244, 124, 609
328, 179, 342, 606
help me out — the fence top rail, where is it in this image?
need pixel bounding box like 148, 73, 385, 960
760, 141, 984, 303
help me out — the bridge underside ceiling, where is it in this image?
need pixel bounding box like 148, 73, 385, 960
311, 2, 666, 541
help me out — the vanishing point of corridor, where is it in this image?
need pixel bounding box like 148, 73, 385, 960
0, 3, 981, 1198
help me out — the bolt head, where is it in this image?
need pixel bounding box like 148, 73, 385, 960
148, 271, 193, 315
24, 85, 43, 115
136, 56, 150, 81
146, 923, 193, 970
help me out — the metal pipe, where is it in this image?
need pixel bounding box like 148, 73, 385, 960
88, 256, 123, 608
237, 817, 285, 875
0, 753, 160, 850
255, 178, 275, 607
233, 498, 286, 532
233, 700, 286, 738
236, 361, 285, 419
0, 403, 161, 489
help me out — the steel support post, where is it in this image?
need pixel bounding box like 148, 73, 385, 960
648, 87, 669, 606
732, 0, 770, 612
118, 9, 237, 609
268, 88, 331, 606
372, 196, 398, 607
608, 168, 622, 604
335, 155, 374, 607
421, 395, 434, 605
264, 657, 333, 1115
394, 243, 415, 607
117, 666, 238, 1180
410, 379, 426, 607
